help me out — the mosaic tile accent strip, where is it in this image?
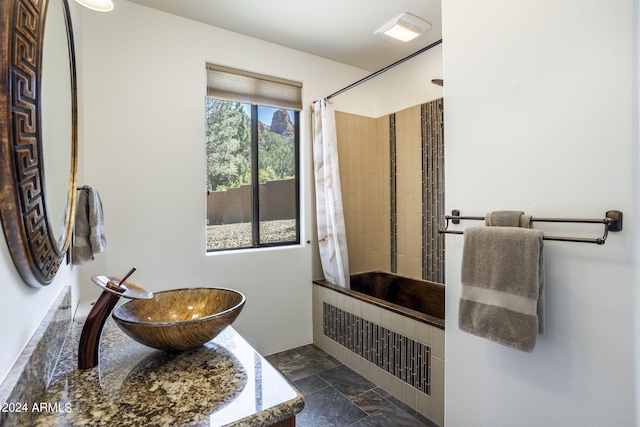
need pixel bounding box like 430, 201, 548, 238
421, 99, 445, 284
389, 113, 397, 273
323, 302, 431, 395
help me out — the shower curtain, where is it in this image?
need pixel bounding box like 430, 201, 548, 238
312, 99, 350, 288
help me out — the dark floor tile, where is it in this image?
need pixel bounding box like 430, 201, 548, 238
266, 345, 341, 382
292, 344, 342, 367
350, 389, 391, 414
370, 386, 392, 400
410, 409, 439, 427
348, 403, 428, 427
267, 345, 439, 427
295, 386, 367, 427
294, 344, 332, 359
372, 388, 415, 415
318, 365, 376, 400
371, 387, 437, 426
294, 374, 329, 395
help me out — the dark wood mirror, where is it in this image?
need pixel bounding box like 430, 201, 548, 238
0, 0, 78, 287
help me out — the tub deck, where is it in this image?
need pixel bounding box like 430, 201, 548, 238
313, 271, 445, 329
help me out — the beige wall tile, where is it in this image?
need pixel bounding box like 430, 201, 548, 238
336, 106, 428, 279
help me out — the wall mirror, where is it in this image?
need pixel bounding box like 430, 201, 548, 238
0, 0, 78, 287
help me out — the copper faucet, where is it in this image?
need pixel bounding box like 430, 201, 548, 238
78, 268, 153, 369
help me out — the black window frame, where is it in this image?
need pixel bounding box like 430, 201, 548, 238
206, 100, 301, 252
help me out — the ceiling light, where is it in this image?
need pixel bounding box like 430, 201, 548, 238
375, 13, 431, 42
74, 0, 114, 12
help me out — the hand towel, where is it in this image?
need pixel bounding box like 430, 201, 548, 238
485, 210, 533, 230
88, 188, 108, 253
459, 226, 544, 352
485, 210, 528, 227
72, 186, 107, 265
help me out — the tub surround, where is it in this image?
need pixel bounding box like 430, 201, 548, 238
335, 101, 445, 283
312, 273, 445, 426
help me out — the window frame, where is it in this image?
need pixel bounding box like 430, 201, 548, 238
206, 100, 301, 252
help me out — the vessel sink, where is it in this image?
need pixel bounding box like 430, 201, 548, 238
112, 288, 245, 351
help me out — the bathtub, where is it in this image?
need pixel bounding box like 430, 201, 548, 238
312, 271, 444, 426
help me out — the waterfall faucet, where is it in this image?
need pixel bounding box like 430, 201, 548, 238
78, 269, 153, 370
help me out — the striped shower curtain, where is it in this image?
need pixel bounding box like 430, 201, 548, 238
311, 99, 350, 288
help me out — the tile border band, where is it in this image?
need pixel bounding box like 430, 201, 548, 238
323, 302, 431, 395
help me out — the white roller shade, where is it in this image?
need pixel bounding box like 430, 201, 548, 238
206, 64, 302, 111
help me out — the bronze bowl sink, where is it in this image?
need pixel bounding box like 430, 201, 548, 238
112, 288, 245, 351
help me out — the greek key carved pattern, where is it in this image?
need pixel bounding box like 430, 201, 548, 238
10, 0, 62, 283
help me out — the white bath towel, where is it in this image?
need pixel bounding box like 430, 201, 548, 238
72, 186, 107, 264
458, 226, 544, 352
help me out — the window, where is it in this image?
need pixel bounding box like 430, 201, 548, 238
205, 65, 301, 251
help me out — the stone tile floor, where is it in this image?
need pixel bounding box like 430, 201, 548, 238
266, 344, 437, 427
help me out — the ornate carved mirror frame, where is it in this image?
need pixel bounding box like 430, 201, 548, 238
0, 0, 78, 287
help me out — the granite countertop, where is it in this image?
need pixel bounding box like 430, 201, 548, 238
34, 320, 304, 427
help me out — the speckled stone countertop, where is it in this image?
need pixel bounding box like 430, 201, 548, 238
33, 320, 304, 427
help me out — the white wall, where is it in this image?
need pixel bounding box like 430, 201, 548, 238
331, 43, 444, 118
442, 0, 638, 426
77, 1, 369, 355
0, 2, 83, 385
635, 2, 640, 423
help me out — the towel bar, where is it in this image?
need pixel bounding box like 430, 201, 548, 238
438, 210, 623, 245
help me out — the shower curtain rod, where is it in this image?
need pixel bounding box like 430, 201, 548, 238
324, 39, 443, 101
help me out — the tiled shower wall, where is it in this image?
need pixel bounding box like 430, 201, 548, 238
394, 105, 425, 279
335, 99, 444, 282
421, 99, 445, 284
335, 112, 391, 274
